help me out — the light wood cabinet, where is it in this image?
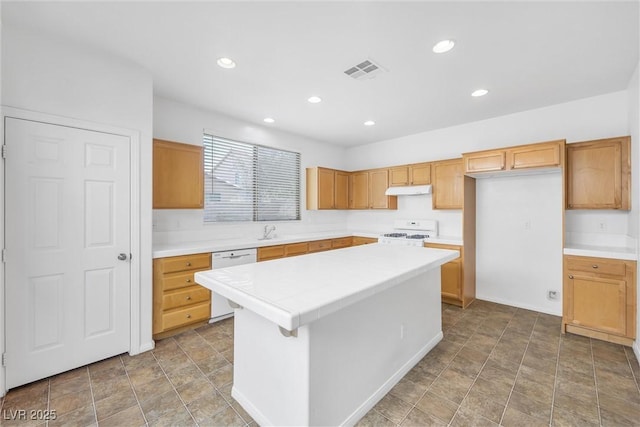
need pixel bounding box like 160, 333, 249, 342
563, 255, 636, 345
153, 139, 204, 209
153, 253, 212, 339
424, 243, 474, 308
566, 136, 631, 210
306, 167, 350, 210
352, 236, 378, 246
432, 159, 463, 209
369, 169, 396, 209
390, 163, 431, 186
349, 172, 369, 209
463, 140, 564, 175
258, 236, 357, 261
349, 169, 397, 210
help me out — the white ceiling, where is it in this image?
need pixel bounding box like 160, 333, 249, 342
2, 1, 639, 147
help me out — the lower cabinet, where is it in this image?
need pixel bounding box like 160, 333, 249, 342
258, 235, 372, 261
563, 255, 636, 345
153, 253, 212, 339
425, 243, 474, 308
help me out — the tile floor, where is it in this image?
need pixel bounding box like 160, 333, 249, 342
1, 300, 639, 426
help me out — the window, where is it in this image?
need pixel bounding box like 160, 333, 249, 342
203, 134, 301, 222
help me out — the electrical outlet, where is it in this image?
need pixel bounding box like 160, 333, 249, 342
547, 290, 558, 300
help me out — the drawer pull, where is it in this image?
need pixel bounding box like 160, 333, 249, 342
186, 262, 192, 267
186, 279, 192, 283
186, 314, 192, 319
569, 275, 574, 279
592, 265, 598, 269
186, 296, 192, 300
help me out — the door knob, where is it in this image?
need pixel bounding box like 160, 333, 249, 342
118, 253, 128, 261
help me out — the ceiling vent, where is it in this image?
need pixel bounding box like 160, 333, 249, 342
344, 59, 386, 80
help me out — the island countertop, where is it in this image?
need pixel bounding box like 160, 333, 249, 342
195, 244, 458, 332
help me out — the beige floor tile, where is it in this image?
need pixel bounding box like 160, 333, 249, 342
199, 405, 245, 427
98, 404, 146, 427
399, 407, 446, 426
373, 394, 413, 424
49, 390, 93, 417
414, 391, 459, 424
355, 409, 395, 426
459, 387, 505, 424
186, 390, 230, 425
91, 375, 132, 403
94, 389, 137, 421
49, 375, 91, 400
427, 368, 474, 404
388, 377, 428, 405
208, 364, 234, 388
139, 389, 184, 423
501, 406, 549, 427
132, 375, 174, 404
175, 376, 217, 404
47, 404, 96, 427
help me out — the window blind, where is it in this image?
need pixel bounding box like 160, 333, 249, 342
203, 134, 301, 222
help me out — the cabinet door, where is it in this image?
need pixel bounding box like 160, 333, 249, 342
509, 142, 561, 170
464, 150, 505, 173
432, 159, 463, 209
441, 260, 462, 300
389, 167, 409, 186
369, 169, 395, 209
349, 172, 369, 209
567, 137, 630, 210
566, 274, 627, 336
317, 168, 336, 209
334, 171, 350, 209
410, 163, 431, 185
153, 139, 204, 209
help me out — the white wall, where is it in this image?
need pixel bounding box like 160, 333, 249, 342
1, 25, 155, 356
345, 92, 630, 314
153, 96, 349, 245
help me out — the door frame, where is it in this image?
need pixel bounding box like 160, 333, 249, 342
0, 107, 143, 394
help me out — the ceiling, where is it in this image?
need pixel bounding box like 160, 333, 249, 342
2, 1, 639, 147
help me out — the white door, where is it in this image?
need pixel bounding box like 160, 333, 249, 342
5, 118, 131, 388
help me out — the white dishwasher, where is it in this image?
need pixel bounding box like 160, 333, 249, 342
210, 248, 257, 322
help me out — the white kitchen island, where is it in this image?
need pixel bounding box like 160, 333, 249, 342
195, 244, 458, 426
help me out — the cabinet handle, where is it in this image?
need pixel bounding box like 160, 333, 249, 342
569, 275, 574, 279
186, 279, 192, 283
186, 314, 191, 319
186, 262, 192, 267
592, 265, 598, 269
186, 296, 192, 300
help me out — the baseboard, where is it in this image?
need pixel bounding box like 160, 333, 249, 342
475, 295, 562, 317
341, 331, 444, 426
232, 386, 272, 427
133, 340, 155, 355
634, 340, 640, 366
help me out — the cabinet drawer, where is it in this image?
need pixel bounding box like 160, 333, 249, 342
163, 286, 211, 310
332, 237, 353, 249
566, 257, 626, 276
308, 239, 333, 252
158, 253, 211, 274
161, 301, 210, 331
285, 242, 309, 257
161, 272, 199, 291
352, 237, 378, 246
258, 245, 285, 261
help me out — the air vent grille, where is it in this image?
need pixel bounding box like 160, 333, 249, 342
344, 59, 385, 80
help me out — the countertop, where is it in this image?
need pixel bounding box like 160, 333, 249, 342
195, 244, 459, 331
563, 244, 637, 261
153, 231, 463, 258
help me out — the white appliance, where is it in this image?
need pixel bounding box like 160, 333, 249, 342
378, 219, 438, 246
210, 248, 257, 322
384, 184, 432, 196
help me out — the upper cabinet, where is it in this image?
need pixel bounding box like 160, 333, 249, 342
463, 140, 564, 175
389, 162, 431, 186
306, 167, 349, 210
369, 169, 397, 209
432, 159, 463, 209
566, 136, 631, 210
153, 139, 204, 209
347, 169, 397, 210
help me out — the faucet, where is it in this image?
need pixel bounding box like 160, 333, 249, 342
263, 224, 276, 239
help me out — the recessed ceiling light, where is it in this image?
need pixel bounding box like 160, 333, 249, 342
307, 96, 322, 104
432, 40, 455, 53
364, 120, 376, 126
263, 117, 275, 124
217, 57, 236, 69
471, 89, 489, 97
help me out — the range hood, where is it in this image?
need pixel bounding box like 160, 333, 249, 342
384, 185, 432, 196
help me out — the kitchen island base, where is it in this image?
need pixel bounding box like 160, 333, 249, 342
231, 269, 442, 426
